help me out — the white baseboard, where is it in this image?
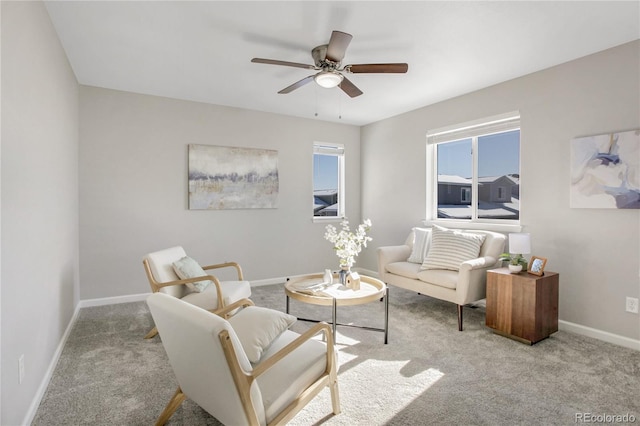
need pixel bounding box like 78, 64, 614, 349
249, 277, 287, 287
22, 303, 83, 426
354, 267, 379, 278
559, 320, 640, 351
79, 292, 151, 308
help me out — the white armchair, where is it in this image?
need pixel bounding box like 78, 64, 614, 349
147, 293, 340, 426
142, 246, 251, 338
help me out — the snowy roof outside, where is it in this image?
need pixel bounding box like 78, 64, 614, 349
438, 174, 471, 184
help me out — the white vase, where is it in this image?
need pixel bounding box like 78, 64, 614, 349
508, 264, 523, 274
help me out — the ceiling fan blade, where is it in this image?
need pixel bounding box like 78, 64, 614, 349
339, 76, 363, 98
278, 75, 315, 94
346, 63, 409, 73
251, 58, 316, 70
326, 31, 353, 62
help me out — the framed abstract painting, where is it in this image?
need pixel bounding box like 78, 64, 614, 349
188, 144, 279, 210
570, 129, 639, 209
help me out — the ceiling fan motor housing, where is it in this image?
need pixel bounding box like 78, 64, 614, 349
312, 44, 338, 69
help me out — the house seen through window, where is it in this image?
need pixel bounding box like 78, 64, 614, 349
313, 143, 344, 218
429, 114, 520, 222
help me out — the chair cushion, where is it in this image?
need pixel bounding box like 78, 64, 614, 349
407, 227, 432, 264
181, 280, 251, 311
144, 246, 188, 298
256, 330, 331, 424
229, 307, 297, 363
386, 261, 421, 279
421, 225, 486, 271
172, 256, 211, 292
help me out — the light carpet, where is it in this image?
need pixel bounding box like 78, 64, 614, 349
33, 284, 640, 425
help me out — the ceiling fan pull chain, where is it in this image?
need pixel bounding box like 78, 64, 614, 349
314, 85, 319, 117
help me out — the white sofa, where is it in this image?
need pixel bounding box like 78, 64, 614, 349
377, 226, 506, 331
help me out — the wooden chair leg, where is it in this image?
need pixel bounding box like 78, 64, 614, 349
155, 387, 186, 426
329, 380, 341, 415
457, 305, 463, 331
144, 326, 158, 339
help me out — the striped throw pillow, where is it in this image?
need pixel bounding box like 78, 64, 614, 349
420, 225, 486, 271
407, 227, 432, 264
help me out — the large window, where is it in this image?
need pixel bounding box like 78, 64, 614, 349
313, 142, 344, 218
427, 113, 520, 223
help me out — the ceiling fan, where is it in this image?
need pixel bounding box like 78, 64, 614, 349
251, 30, 408, 98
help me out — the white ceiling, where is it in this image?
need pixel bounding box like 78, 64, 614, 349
44, 1, 640, 126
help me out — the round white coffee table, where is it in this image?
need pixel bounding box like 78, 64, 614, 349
285, 273, 389, 344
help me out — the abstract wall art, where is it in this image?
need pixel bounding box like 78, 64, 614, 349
188, 144, 279, 210
570, 129, 639, 209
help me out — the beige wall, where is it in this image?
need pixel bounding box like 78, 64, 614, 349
361, 40, 640, 341
79, 86, 361, 300
1, 2, 79, 425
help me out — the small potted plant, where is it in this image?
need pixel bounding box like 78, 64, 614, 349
499, 252, 528, 274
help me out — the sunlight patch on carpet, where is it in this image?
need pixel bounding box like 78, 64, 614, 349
326, 359, 445, 424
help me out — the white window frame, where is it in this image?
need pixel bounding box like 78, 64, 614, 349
426, 112, 522, 232
312, 142, 345, 222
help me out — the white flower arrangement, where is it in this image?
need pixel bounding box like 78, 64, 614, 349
324, 219, 372, 268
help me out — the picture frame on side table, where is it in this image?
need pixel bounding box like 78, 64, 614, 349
528, 256, 547, 276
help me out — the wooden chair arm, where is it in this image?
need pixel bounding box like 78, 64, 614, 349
202, 261, 244, 281
212, 298, 255, 318
252, 322, 335, 378
156, 275, 225, 311
218, 321, 336, 426
155, 275, 215, 288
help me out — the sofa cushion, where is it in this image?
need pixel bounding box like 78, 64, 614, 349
421, 225, 486, 271
386, 261, 421, 279
417, 269, 459, 290
407, 227, 432, 264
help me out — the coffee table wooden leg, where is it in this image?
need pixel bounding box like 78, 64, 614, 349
286, 295, 290, 314
332, 297, 337, 338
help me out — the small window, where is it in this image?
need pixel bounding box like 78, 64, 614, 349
427, 113, 521, 223
313, 143, 344, 219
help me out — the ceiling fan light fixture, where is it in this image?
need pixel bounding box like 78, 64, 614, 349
314, 70, 344, 88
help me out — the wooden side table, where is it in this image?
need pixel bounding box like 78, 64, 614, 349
485, 268, 559, 345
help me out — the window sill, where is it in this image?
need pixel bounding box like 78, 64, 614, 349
312, 216, 345, 224
422, 219, 522, 233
